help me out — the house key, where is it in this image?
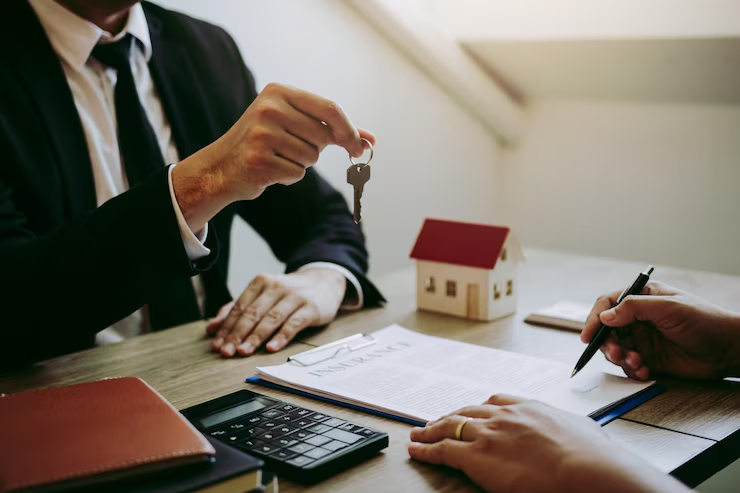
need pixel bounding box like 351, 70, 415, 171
347, 139, 373, 224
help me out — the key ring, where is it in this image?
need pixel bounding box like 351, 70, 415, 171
349, 138, 373, 169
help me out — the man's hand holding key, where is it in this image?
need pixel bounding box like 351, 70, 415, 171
171, 83, 375, 358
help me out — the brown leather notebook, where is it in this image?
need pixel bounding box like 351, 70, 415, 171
0, 377, 215, 492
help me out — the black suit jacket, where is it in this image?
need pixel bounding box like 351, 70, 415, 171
0, 1, 383, 369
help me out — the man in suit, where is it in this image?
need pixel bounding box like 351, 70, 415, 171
0, 0, 383, 369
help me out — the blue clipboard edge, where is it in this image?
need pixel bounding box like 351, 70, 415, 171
246, 376, 665, 428
592, 384, 665, 426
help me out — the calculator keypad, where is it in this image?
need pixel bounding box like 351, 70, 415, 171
213, 405, 382, 468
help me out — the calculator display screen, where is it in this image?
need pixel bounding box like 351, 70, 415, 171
200, 401, 266, 428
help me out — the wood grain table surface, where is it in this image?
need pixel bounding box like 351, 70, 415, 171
1, 248, 738, 491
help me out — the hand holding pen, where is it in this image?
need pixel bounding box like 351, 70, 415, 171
579, 274, 740, 381
572, 266, 654, 378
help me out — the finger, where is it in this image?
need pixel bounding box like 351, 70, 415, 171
408, 440, 468, 469
410, 416, 477, 443
602, 340, 625, 366
271, 154, 307, 186
221, 289, 284, 357
442, 405, 497, 421
213, 277, 267, 351
599, 294, 672, 327
266, 304, 318, 352
271, 131, 320, 168
283, 87, 364, 157
206, 301, 235, 335
237, 297, 303, 356
582, 291, 622, 343
281, 106, 334, 150
485, 394, 528, 406
358, 128, 376, 147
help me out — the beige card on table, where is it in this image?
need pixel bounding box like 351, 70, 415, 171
524, 301, 592, 332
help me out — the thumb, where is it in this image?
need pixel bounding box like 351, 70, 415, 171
599, 295, 665, 327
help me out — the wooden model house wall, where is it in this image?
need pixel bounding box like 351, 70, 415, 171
409, 218, 523, 321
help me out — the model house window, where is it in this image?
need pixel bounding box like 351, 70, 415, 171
446, 280, 457, 297
506, 279, 513, 296
424, 276, 436, 293
501, 248, 507, 262
493, 283, 501, 300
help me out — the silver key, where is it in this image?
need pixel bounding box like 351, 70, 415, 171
347, 139, 374, 224
347, 164, 370, 224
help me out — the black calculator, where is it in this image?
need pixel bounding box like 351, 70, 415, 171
181, 389, 389, 484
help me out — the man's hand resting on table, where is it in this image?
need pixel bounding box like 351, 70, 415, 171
409, 394, 690, 493
583, 281, 740, 380
207, 268, 346, 357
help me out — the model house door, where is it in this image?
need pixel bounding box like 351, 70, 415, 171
466, 283, 479, 319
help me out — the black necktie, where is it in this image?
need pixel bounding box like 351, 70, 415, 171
92, 35, 202, 330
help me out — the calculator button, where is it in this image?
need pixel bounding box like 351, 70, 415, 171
338, 423, 367, 434
276, 414, 293, 422
292, 418, 314, 428
273, 437, 299, 448
289, 443, 316, 454
279, 404, 297, 412
323, 417, 346, 428
304, 435, 331, 447
292, 431, 315, 441
308, 413, 329, 422
262, 421, 279, 429
358, 428, 376, 437
225, 427, 263, 442
287, 456, 315, 467
291, 408, 313, 417
234, 439, 258, 451
273, 424, 298, 436
304, 447, 332, 460
322, 440, 348, 452
208, 429, 228, 437
252, 443, 278, 456
237, 439, 267, 452
228, 422, 248, 431
306, 423, 331, 434
246, 415, 265, 425
260, 409, 284, 419
257, 431, 279, 442
269, 449, 298, 461
323, 428, 364, 444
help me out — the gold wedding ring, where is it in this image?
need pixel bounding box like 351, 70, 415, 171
454, 417, 471, 441
349, 138, 373, 168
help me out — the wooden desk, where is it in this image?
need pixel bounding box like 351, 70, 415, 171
1, 249, 738, 492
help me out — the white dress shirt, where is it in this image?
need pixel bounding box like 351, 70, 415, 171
28, 0, 363, 343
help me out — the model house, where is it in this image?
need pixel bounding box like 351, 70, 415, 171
409, 218, 523, 321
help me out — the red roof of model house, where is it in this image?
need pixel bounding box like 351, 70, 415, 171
409, 218, 511, 270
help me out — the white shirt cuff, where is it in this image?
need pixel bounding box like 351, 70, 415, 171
168, 164, 211, 261
299, 262, 364, 310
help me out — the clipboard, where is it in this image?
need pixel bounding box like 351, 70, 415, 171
246, 333, 664, 427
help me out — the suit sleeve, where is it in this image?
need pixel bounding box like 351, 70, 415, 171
0, 166, 219, 369
220, 36, 384, 307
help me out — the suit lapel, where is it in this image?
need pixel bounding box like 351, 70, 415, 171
3, 0, 97, 215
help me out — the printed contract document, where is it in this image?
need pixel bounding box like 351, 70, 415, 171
254, 325, 656, 422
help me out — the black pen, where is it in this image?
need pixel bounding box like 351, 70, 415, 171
571, 265, 655, 378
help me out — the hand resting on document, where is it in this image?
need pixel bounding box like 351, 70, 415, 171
409, 394, 690, 493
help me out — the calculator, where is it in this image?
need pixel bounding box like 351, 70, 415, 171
181, 389, 389, 484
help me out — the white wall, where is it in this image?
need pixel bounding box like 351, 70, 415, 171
425, 0, 740, 40
500, 99, 740, 275
154, 0, 501, 294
